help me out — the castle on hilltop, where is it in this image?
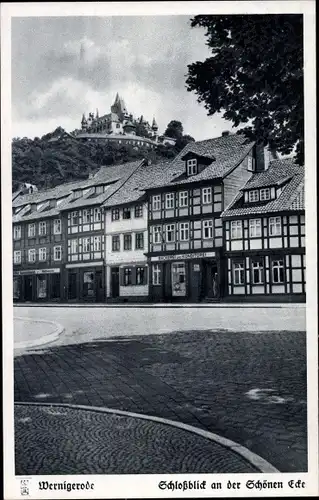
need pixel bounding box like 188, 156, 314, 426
73, 93, 176, 149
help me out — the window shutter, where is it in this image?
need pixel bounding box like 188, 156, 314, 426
119, 268, 124, 286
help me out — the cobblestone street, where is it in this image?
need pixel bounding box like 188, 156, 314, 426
14, 305, 307, 475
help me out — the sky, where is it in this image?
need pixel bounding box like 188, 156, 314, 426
11, 15, 233, 141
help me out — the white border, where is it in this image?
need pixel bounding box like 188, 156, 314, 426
2, 2, 317, 499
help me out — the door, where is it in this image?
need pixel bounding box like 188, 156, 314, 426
171, 262, 186, 297
24, 276, 34, 301
68, 272, 77, 300
95, 270, 104, 302
111, 267, 120, 298
202, 261, 219, 299
83, 271, 95, 300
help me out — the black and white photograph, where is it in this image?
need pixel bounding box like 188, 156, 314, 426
2, 1, 317, 498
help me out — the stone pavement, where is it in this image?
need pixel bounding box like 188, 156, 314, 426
15, 404, 260, 475
14, 328, 307, 474
14, 317, 56, 344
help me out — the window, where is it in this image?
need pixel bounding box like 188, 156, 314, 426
53, 246, 62, 261
248, 190, 259, 202
71, 211, 78, 226
28, 223, 36, 237
165, 193, 175, 209
83, 237, 90, 253
94, 208, 102, 222
152, 264, 161, 285
249, 219, 262, 237
124, 233, 132, 250
112, 208, 120, 221
13, 225, 21, 240
166, 224, 175, 242
135, 232, 144, 250
73, 190, 82, 199
70, 239, 78, 254
123, 207, 131, 219
231, 220, 242, 239
135, 205, 143, 218
179, 191, 188, 207
269, 217, 282, 236
14, 250, 21, 264
260, 188, 270, 201
28, 248, 36, 263
93, 236, 101, 251
179, 222, 189, 241
96, 185, 104, 194
123, 268, 132, 286
247, 157, 255, 172
152, 194, 161, 211
39, 221, 47, 236
252, 260, 264, 284
272, 259, 284, 283
202, 187, 212, 204
187, 158, 197, 176
136, 267, 146, 285
112, 235, 120, 251
203, 220, 213, 239
39, 247, 47, 261
153, 226, 162, 244
82, 210, 90, 224
53, 219, 61, 234
233, 262, 245, 285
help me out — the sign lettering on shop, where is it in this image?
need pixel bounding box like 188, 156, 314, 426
13, 268, 60, 275
151, 251, 215, 262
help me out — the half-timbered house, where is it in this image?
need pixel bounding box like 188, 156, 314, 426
221, 158, 305, 302
144, 133, 275, 302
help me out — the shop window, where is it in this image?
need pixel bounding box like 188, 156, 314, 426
112, 235, 120, 251
252, 259, 264, 284
83, 271, 95, 297
231, 220, 242, 239
135, 232, 144, 250
123, 207, 131, 219
165, 224, 175, 242
152, 195, 161, 211
39, 247, 47, 262
165, 193, 175, 209
202, 187, 212, 204
179, 191, 188, 207
13, 277, 21, 299
134, 205, 143, 218
136, 267, 146, 285
94, 208, 102, 222
124, 233, 132, 250
112, 208, 120, 221
13, 225, 21, 240
39, 221, 47, 236
28, 249, 36, 263
249, 219, 262, 238
152, 264, 161, 285
269, 217, 282, 236
171, 262, 186, 297
180, 222, 189, 241
187, 158, 197, 176
233, 261, 245, 285
82, 210, 91, 224
37, 276, 47, 298
28, 223, 36, 237
54, 246, 62, 261
123, 267, 132, 286
53, 219, 61, 234
203, 220, 213, 239
83, 237, 90, 253
271, 259, 284, 283
14, 251, 22, 264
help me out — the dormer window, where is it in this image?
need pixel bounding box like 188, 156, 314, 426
260, 188, 270, 201
248, 190, 259, 202
187, 158, 197, 176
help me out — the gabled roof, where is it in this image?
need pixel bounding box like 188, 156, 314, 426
142, 133, 254, 189
12, 179, 88, 208
102, 161, 172, 208
221, 158, 304, 218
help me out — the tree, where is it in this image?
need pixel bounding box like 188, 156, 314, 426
164, 120, 184, 139
174, 134, 195, 152
186, 15, 304, 164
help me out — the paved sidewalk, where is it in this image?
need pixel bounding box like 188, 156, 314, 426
14, 328, 307, 473
15, 404, 261, 474
14, 316, 63, 350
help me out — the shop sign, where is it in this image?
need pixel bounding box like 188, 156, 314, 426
13, 268, 60, 275
151, 251, 215, 262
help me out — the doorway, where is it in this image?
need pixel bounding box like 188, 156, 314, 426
68, 272, 77, 300
171, 262, 186, 297
202, 261, 219, 299
24, 276, 34, 301
111, 267, 120, 298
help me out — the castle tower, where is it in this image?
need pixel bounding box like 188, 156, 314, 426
81, 113, 87, 130
111, 93, 129, 119
151, 117, 158, 141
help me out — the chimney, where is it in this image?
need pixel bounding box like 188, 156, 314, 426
222, 130, 230, 137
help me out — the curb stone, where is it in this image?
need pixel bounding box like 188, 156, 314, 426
13, 303, 305, 309
14, 316, 64, 349
15, 401, 280, 474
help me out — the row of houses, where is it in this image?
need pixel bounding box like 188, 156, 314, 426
12, 132, 305, 303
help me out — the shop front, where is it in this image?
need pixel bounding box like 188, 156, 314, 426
65, 263, 105, 302
13, 268, 62, 302
149, 250, 223, 302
